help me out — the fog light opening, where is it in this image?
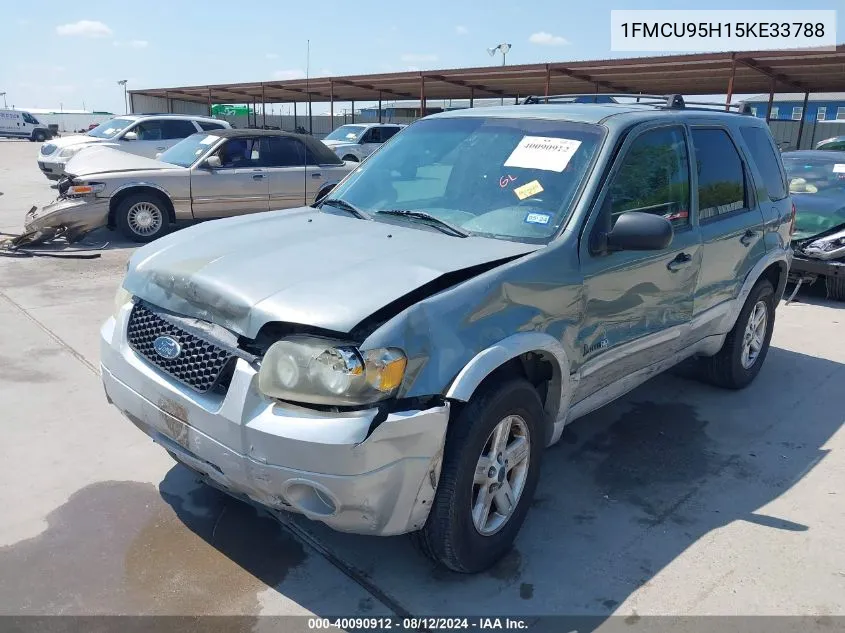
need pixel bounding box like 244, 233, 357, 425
284, 480, 338, 516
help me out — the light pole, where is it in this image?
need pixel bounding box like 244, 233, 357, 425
487, 43, 511, 105
0, 92, 6, 108
117, 80, 128, 114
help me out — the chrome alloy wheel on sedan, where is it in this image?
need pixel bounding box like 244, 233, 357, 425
741, 300, 768, 369
127, 201, 164, 237
471, 414, 531, 536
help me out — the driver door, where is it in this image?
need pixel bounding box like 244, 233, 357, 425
190, 136, 269, 218
573, 124, 702, 403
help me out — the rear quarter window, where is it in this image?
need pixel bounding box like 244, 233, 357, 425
740, 126, 788, 200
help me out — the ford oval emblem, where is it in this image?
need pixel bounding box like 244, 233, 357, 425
153, 336, 182, 360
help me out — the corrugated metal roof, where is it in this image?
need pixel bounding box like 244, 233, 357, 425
130, 46, 845, 106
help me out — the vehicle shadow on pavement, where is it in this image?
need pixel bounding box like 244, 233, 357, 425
151, 345, 843, 619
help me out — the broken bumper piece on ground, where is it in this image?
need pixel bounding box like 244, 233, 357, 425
19, 197, 110, 246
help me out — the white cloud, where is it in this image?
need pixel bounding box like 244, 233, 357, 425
266, 53, 279, 59
455, 25, 468, 35
273, 69, 306, 80
400, 53, 437, 63
528, 31, 570, 46
319, 68, 334, 76
56, 20, 112, 38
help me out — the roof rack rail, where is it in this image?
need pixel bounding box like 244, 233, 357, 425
521, 93, 752, 114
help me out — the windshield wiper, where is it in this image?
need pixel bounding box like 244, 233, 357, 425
376, 209, 470, 238
320, 198, 371, 220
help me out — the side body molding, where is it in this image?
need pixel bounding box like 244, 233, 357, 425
444, 331, 572, 446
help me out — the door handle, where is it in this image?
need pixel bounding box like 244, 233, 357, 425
740, 229, 757, 246
252, 174, 264, 180
311, 172, 322, 179
667, 252, 692, 272
156, 146, 166, 151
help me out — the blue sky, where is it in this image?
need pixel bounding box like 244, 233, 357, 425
1, 0, 842, 114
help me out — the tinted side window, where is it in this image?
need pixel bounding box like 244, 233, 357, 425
198, 121, 226, 131
217, 137, 261, 168
161, 120, 200, 139
361, 128, 378, 143
692, 129, 748, 221
22, 112, 39, 124
381, 126, 400, 141
132, 121, 164, 140
608, 126, 691, 229
740, 126, 787, 200
261, 136, 306, 167
821, 139, 845, 150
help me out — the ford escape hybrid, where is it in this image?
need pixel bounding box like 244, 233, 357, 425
101, 94, 793, 573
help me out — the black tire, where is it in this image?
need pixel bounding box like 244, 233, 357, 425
115, 192, 171, 242
413, 375, 545, 573
825, 275, 845, 301
342, 155, 359, 162
699, 278, 775, 389
33, 130, 47, 142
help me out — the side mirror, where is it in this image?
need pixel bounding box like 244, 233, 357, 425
606, 212, 674, 252
205, 155, 222, 169
123, 131, 138, 141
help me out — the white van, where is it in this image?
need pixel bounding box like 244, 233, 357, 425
0, 109, 53, 142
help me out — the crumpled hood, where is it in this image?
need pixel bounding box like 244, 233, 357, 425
64, 147, 182, 177
791, 192, 845, 241
123, 207, 539, 338
44, 134, 105, 151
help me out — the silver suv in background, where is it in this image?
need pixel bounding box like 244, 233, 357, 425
37, 114, 230, 180
321, 123, 404, 161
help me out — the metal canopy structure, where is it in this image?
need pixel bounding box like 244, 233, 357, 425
131, 46, 845, 109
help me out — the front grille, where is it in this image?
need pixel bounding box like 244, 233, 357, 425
127, 303, 235, 393
41, 144, 56, 156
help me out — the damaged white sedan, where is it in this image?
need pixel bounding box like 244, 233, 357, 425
24, 130, 352, 244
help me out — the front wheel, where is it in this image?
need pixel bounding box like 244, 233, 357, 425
699, 278, 775, 389
115, 193, 170, 242
414, 375, 545, 573
825, 275, 845, 301
33, 130, 47, 142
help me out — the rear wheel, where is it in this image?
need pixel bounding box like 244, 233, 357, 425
414, 375, 544, 573
115, 193, 170, 242
825, 275, 845, 301
699, 279, 775, 389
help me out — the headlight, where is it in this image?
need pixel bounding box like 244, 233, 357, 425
58, 146, 83, 159
113, 286, 132, 318
807, 229, 845, 253
258, 336, 407, 406
66, 183, 106, 196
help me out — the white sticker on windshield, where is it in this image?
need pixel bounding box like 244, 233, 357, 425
200, 135, 219, 145
346, 133, 357, 139
833, 163, 845, 173
103, 128, 117, 135
504, 136, 582, 172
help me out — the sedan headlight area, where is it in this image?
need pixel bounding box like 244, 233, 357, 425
58, 146, 84, 159
66, 183, 106, 197
805, 229, 845, 258
258, 336, 407, 406
113, 285, 133, 318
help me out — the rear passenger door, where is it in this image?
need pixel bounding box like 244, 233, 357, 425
691, 127, 767, 321
263, 136, 309, 209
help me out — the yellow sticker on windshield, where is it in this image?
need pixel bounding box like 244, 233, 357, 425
514, 179, 544, 200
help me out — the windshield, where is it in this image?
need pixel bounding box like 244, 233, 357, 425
86, 117, 135, 139
326, 117, 604, 243
782, 152, 845, 239
158, 133, 220, 167
324, 125, 367, 142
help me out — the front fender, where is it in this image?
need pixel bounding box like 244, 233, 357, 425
445, 331, 572, 446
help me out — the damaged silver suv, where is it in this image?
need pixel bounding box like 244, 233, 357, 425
101, 95, 793, 573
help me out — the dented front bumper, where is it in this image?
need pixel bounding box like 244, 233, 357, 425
23, 197, 109, 242
100, 302, 449, 536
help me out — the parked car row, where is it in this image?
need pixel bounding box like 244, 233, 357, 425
97, 95, 797, 574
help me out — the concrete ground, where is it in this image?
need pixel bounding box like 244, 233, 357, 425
1, 139, 844, 622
